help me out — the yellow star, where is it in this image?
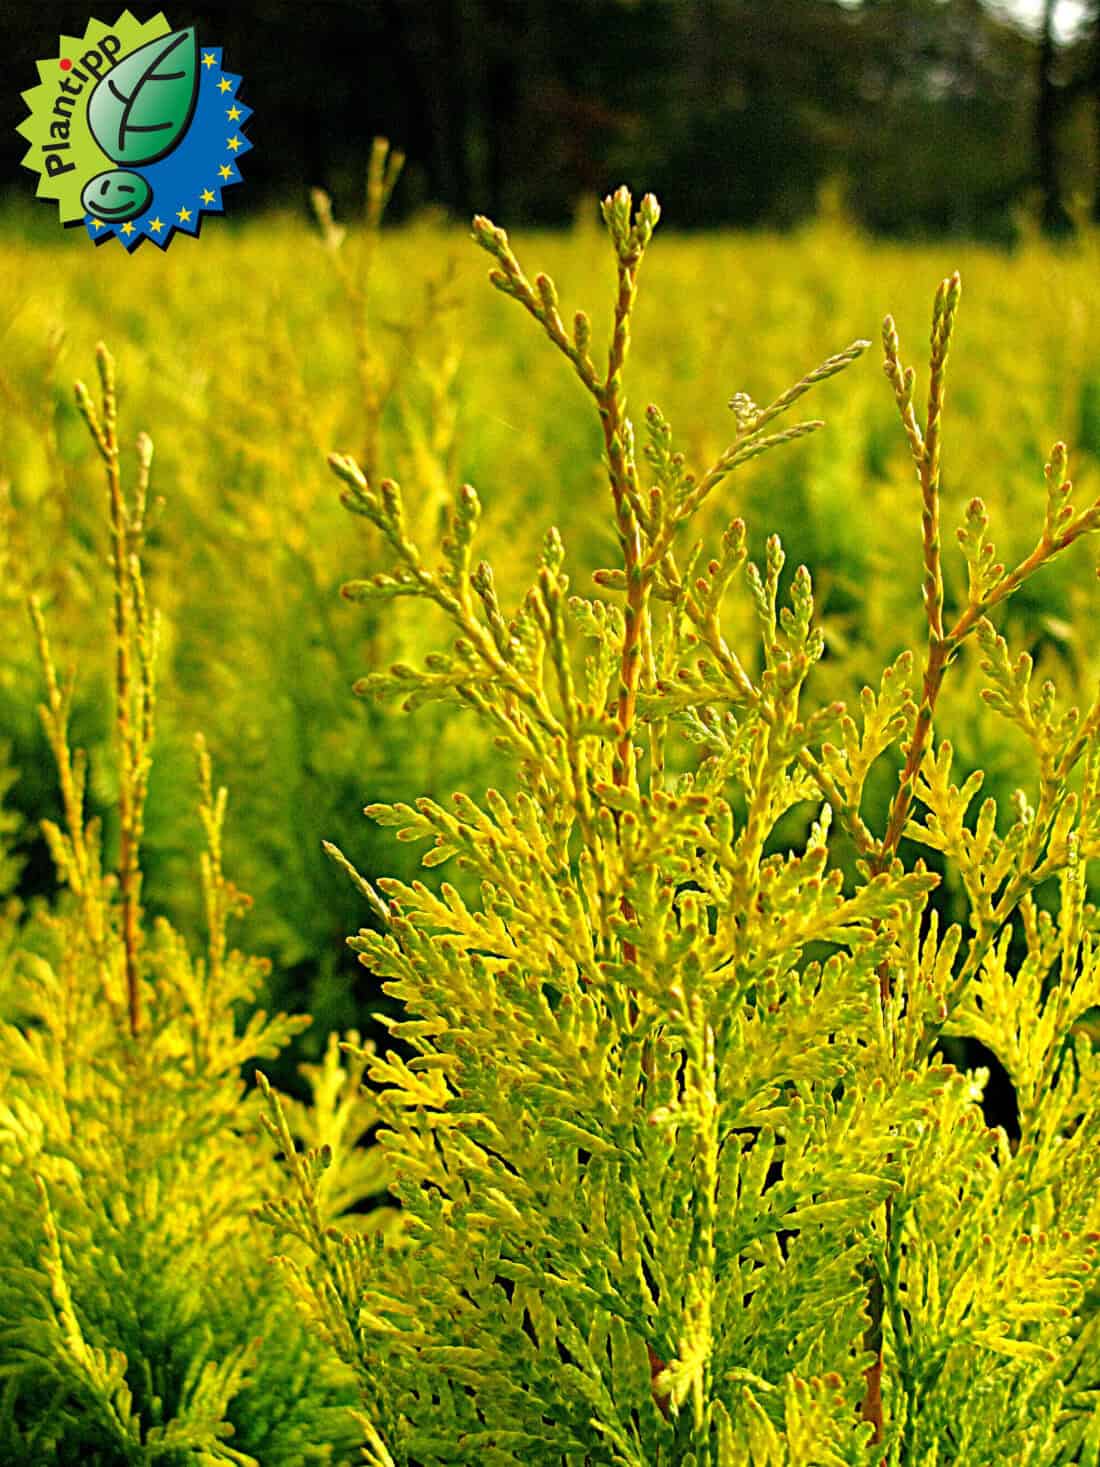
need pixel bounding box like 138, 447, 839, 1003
91, 218, 104, 230
218, 164, 233, 180
200, 189, 215, 204
176, 206, 192, 223
227, 135, 241, 152
120, 221, 134, 235
202, 52, 216, 67
149, 217, 164, 232
227, 105, 241, 120
218, 77, 232, 94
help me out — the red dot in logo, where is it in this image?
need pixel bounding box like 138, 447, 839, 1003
59, 58, 72, 70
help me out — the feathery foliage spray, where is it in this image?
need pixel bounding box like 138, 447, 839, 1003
260, 187, 1100, 1463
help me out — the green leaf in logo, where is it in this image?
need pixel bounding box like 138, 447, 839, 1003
87, 27, 199, 167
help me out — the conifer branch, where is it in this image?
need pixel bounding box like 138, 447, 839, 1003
874, 274, 960, 880
312, 137, 407, 483
860, 270, 1100, 1448
322, 838, 392, 926
31, 349, 159, 1042
74, 345, 157, 1040
473, 190, 662, 788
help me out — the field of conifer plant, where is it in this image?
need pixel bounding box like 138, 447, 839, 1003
4, 187, 1100, 1061
2, 152, 1100, 1461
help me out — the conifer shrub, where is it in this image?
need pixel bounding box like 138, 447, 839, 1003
0, 348, 396, 1464
260, 189, 1100, 1462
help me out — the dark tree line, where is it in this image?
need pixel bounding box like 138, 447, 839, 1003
5, 0, 1100, 236
1036, 0, 1100, 230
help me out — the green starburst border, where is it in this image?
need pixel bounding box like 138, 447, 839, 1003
17, 11, 173, 226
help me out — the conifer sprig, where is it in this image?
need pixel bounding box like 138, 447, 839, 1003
874, 274, 960, 875
874, 280, 1100, 946
855, 272, 1100, 1447
31, 346, 159, 1040
474, 189, 662, 790
311, 137, 407, 484
671, 338, 870, 529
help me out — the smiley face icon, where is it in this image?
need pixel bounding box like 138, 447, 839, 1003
81, 168, 154, 223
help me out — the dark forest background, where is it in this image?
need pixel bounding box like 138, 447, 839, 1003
4, 0, 1100, 239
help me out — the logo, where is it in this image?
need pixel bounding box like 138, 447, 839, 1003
17, 10, 251, 251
